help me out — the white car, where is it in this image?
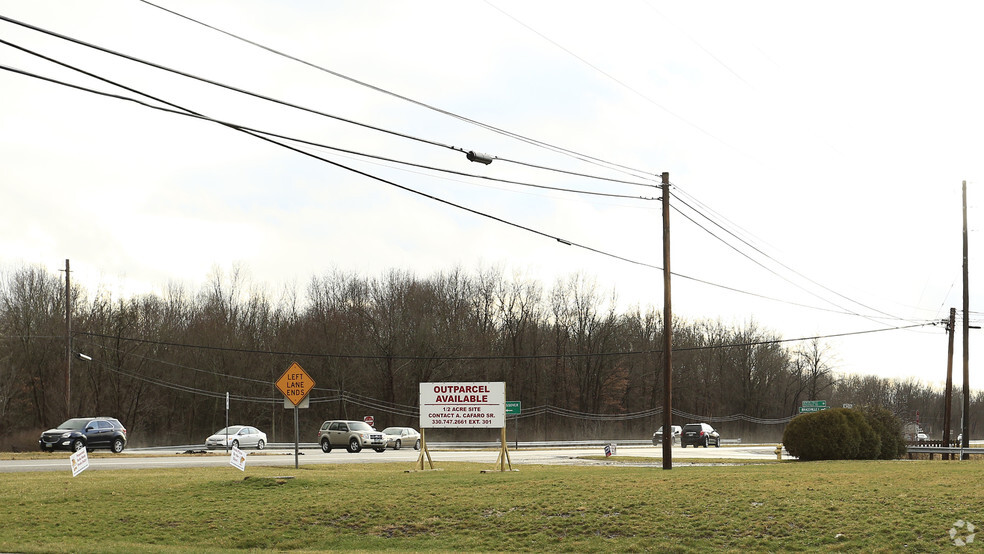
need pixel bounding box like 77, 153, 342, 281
652, 425, 682, 446
206, 425, 267, 450
381, 427, 421, 450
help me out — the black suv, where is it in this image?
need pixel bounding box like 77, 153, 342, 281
680, 423, 720, 448
39, 417, 128, 453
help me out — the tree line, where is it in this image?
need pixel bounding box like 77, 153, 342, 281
0, 264, 978, 449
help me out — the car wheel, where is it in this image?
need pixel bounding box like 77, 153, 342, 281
394, 439, 402, 450
71, 439, 85, 453
231, 440, 240, 449
348, 438, 362, 453
715, 438, 720, 448
256, 440, 265, 450
112, 438, 125, 453
414, 439, 421, 451
320, 439, 332, 453
703, 438, 709, 448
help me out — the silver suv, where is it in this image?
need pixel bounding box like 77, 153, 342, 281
317, 420, 385, 453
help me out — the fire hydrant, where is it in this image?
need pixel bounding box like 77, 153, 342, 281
775, 444, 783, 460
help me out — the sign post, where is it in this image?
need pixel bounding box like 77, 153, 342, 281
276, 362, 316, 469
506, 401, 521, 449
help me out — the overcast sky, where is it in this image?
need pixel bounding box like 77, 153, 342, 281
1, 1, 981, 389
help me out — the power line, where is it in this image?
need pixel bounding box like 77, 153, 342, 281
76, 323, 933, 362
483, 0, 754, 162
0, 34, 949, 323
135, 0, 662, 183
0, 61, 662, 269
670, 193, 911, 324
0, 13, 654, 189
0, 36, 655, 201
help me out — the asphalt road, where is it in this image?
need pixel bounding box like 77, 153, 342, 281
0, 444, 784, 473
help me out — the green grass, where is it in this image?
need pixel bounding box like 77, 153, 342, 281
0, 459, 980, 552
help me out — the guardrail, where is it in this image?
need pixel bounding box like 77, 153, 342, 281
131, 438, 747, 453
906, 445, 984, 459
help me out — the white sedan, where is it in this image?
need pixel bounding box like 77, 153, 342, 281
380, 427, 421, 450
206, 425, 267, 450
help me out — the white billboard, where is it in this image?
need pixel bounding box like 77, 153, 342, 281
419, 382, 506, 429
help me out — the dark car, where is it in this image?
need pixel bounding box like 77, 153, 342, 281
680, 423, 720, 448
39, 417, 127, 453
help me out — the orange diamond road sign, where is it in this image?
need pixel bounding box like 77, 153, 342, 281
276, 362, 315, 406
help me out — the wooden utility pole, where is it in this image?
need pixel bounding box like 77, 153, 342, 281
660, 172, 673, 470
64, 258, 71, 420
943, 307, 955, 458
961, 180, 970, 458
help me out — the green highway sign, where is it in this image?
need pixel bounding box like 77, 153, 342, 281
799, 406, 827, 413
802, 400, 827, 408
505, 401, 521, 415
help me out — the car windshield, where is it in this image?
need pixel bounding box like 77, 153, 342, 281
349, 421, 373, 432
57, 418, 90, 430
381, 427, 404, 435
214, 426, 244, 435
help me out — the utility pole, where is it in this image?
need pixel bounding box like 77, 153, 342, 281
64, 258, 72, 420
660, 172, 673, 470
961, 180, 970, 458
943, 307, 955, 458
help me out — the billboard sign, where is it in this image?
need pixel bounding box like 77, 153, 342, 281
419, 382, 506, 429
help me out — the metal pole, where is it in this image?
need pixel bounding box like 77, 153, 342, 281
962, 180, 970, 457
294, 405, 300, 469
660, 172, 673, 470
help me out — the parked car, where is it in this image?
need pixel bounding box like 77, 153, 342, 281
915, 432, 929, 442
652, 425, 682, 446
39, 416, 127, 453
206, 426, 267, 450
317, 420, 386, 453
381, 427, 421, 450
680, 423, 720, 448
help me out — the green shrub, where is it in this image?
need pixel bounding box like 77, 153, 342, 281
858, 405, 907, 459
842, 408, 881, 459
783, 409, 858, 460
782, 406, 905, 461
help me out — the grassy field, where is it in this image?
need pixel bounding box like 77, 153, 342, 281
0, 457, 980, 552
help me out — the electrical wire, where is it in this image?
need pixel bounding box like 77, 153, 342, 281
76, 322, 934, 362
0, 33, 954, 324
0, 36, 654, 201
483, 0, 755, 162
671, 189, 911, 323
0, 60, 665, 275
74, 352, 804, 422
0, 13, 655, 189
135, 0, 662, 183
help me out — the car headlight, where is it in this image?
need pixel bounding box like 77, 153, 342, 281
60, 432, 72, 438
